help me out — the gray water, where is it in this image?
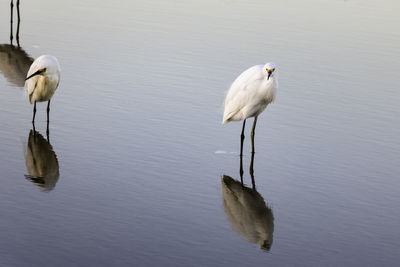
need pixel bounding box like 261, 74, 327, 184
0, 0, 399, 266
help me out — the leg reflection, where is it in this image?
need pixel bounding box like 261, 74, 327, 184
10, 0, 13, 44
250, 151, 256, 190
238, 135, 256, 189
16, 0, 20, 47
46, 120, 50, 143
239, 151, 244, 185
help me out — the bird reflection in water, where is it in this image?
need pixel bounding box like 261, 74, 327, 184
24, 129, 59, 192
222, 153, 274, 250
0, 1, 34, 87
0, 44, 33, 87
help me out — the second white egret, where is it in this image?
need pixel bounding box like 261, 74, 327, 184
222, 62, 278, 155
25, 55, 61, 124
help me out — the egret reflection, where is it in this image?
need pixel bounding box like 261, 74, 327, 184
222, 150, 274, 250
24, 129, 59, 192
0, 44, 33, 87
0, 1, 34, 87
222, 175, 274, 251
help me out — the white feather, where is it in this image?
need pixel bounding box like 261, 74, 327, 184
25, 55, 61, 104
223, 62, 278, 123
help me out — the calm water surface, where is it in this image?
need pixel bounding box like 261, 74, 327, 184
0, 0, 399, 266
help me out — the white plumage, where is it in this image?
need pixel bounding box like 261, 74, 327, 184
25, 55, 60, 104
223, 62, 277, 123
25, 55, 61, 123
222, 62, 278, 154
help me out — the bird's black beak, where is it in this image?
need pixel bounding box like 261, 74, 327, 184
25, 69, 45, 81
267, 70, 272, 80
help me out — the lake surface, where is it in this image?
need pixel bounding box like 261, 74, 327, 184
0, 0, 399, 266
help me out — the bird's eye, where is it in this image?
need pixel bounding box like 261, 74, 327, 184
266, 68, 269, 72
272, 68, 275, 72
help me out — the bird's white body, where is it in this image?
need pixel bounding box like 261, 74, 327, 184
223, 63, 278, 123
25, 55, 61, 104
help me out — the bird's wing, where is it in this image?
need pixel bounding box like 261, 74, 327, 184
225, 65, 263, 102
26, 77, 39, 104
25, 59, 43, 103
223, 65, 264, 122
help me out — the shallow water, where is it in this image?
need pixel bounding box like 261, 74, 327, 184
0, 0, 399, 266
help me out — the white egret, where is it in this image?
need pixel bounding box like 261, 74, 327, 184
25, 55, 61, 125
222, 62, 278, 155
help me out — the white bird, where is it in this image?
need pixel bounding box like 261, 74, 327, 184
222, 62, 278, 155
25, 55, 61, 124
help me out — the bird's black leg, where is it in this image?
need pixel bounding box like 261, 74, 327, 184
240, 119, 246, 157
250, 149, 256, 190
250, 116, 258, 154
10, 0, 13, 44
47, 100, 50, 121
32, 101, 36, 124
46, 100, 50, 140
16, 0, 20, 47
239, 119, 246, 185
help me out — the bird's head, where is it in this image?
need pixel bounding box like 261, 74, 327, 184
264, 62, 276, 80
25, 55, 60, 81
25, 67, 46, 81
